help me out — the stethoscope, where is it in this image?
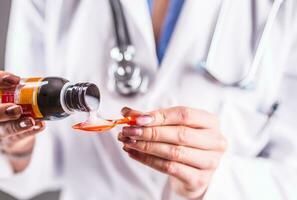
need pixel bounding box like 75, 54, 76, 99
108, 0, 284, 96
108, 0, 150, 96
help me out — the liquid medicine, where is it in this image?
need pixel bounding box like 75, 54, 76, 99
72, 115, 136, 132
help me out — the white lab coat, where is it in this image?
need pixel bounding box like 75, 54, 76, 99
1, 0, 297, 199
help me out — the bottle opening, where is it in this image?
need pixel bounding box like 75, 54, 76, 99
64, 82, 100, 113
84, 84, 100, 111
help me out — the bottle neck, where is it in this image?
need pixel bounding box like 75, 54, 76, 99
61, 82, 100, 113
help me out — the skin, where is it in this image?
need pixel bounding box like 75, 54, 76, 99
0, 71, 45, 173
0, 71, 226, 199
118, 107, 227, 199
152, 0, 170, 43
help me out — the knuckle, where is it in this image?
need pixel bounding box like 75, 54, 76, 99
142, 142, 153, 152
177, 107, 190, 123
149, 127, 159, 141
187, 179, 198, 190
22, 131, 31, 137
9, 135, 18, 142
4, 122, 18, 136
170, 146, 184, 161
191, 175, 207, 189
143, 154, 154, 165
184, 172, 209, 191
21, 131, 32, 138
205, 157, 219, 169
164, 161, 177, 175
19, 134, 27, 140
196, 177, 207, 189
2, 139, 12, 148
217, 136, 228, 151
159, 111, 167, 125
177, 126, 188, 144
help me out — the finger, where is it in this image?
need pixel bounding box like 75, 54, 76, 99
118, 132, 137, 144
0, 121, 45, 148
123, 147, 210, 191
121, 107, 143, 117
0, 71, 20, 88
123, 141, 220, 170
0, 117, 35, 138
5, 121, 45, 146
129, 107, 219, 128
121, 126, 227, 151
0, 104, 23, 122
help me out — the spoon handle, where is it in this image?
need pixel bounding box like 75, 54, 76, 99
114, 116, 136, 125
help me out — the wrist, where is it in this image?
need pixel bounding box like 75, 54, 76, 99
1, 137, 35, 173
170, 179, 208, 200
1, 147, 33, 161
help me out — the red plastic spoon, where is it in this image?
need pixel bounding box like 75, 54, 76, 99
72, 116, 136, 132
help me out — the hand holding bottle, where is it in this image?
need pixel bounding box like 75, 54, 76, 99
0, 71, 45, 173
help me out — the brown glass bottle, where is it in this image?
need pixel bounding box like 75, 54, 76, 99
0, 77, 100, 120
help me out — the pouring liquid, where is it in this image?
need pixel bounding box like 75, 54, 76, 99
72, 111, 136, 132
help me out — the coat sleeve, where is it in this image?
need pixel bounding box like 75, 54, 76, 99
204, 8, 297, 200
5, 0, 46, 75
0, 1, 60, 199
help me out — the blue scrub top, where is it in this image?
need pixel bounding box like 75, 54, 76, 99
147, 0, 185, 63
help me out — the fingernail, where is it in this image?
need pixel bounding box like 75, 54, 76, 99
124, 137, 137, 144
121, 107, 132, 115
33, 119, 45, 131
2, 75, 20, 85
123, 146, 130, 153
118, 133, 136, 144
19, 118, 35, 129
128, 138, 137, 144
117, 133, 124, 142
122, 127, 142, 136
33, 122, 42, 130
136, 115, 153, 126
5, 105, 22, 116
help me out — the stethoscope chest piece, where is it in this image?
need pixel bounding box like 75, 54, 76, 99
108, 0, 151, 96
109, 46, 150, 96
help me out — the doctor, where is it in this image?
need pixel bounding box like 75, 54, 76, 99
0, 0, 297, 199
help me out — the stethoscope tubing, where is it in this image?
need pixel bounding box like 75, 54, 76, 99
108, 0, 284, 98
109, 0, 132, 50
203, 0, 284, 89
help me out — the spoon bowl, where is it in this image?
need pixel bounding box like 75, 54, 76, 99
72, 116, 136, 132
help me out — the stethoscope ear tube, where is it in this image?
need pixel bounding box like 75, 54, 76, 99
109, 0, 132, 50
108, 0, 151, 96
202, 0, 284, 89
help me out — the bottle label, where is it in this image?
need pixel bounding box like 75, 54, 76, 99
0, 89, 14, 103
0, 77, 45, 118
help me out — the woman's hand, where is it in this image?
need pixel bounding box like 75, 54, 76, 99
118, 106, 227, 199
0, 71, 45, 172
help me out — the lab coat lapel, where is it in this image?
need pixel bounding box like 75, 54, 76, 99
120, 0, 158, 68
146, 0, 223, 104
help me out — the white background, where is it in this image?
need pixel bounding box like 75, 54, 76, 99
0, 1, 59, 199
0, 0, 10, 69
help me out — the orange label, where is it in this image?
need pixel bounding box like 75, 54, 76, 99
16, 77, 44, 118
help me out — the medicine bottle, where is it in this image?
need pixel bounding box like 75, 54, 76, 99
0, 77, 100, 120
